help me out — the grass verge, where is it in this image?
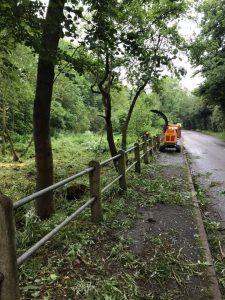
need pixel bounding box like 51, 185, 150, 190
201, 130, 225, 141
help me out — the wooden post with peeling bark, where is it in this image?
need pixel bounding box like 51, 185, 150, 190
153, 136, 158, 152
89, 160, 103, 223
0, 193, 19, 300
134, 143, 141, 173
148, 138, 153, 157
143, 140, 149, 164
118, 150, 127, 190
156, 134, 161, 149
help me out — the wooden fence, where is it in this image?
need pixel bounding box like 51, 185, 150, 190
0, 136, 160, 300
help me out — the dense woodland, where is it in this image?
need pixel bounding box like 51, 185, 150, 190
1, 0, 225, 218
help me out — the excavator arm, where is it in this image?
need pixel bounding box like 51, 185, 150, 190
150, 109, 168, 130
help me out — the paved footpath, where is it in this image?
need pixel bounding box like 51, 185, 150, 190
127, 148, 222, 299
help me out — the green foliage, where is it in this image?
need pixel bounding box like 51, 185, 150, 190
210, 105, 225, 131
0, 0, 43, 50
128, 93, 161, 136
122, 0, 188, 88
0, 41, 102, 138
111, 86, 130, 132
0, 132, 112, 200
191, 0, 225, 113
0, 0, 192, 157
150, 77, 209, 130
0, 44, 35, 135
52, 69, 92, 133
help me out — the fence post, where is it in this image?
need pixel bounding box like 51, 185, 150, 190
143, 140, 149, 164
148, 138, 153, 157
117, 150, 127, 190
88, 160, 103, 223
153, 136, 158, 152
156, 134, 161, 149
134, 143, 141, 173
152, 136, 155, 151
0, 193, 20, 300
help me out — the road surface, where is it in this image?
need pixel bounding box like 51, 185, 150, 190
183, 130, 225, 224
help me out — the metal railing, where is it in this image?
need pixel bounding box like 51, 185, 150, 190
13, 167, 94, 209
0, 136, 159, 299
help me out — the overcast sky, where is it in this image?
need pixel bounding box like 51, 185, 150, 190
180, 64, 203, 91
177, 16, 203, 91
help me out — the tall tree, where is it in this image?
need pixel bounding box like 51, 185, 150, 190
86, 0, 125, 157
33, 0, 66, 219
87, 0, 188, 154
120, 0, 187, 149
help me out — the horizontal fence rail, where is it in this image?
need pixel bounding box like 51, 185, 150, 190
101, 175, 123, 194
125, 145, 136, 153
17, 197, 95, 266
100, 153, 121, 167
0, 135, 159, 299
140, 152, 146, 160
13, 167, 94, 209
126, 161, 137, 172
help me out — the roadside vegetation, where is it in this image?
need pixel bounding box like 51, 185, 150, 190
201, 131, 225, 141
193, 177, 225, 298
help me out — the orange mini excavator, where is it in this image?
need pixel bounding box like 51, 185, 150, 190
151, 110, 181, 153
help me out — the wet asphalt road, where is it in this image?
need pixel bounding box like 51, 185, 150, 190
182, 130, 225, 224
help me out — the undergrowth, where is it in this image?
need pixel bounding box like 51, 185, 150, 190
201, 130, 225, 141
0, 132, 141, 200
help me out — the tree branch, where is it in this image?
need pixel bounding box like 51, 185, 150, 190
98, 53, 110, 91
91, 83, 101, 94
98, 114, 106, 120
53, 45, 82, 83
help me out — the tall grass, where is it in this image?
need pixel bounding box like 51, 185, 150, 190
202, 130, 225, 141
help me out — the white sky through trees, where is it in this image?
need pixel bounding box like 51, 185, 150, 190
177, 14, 203, 91
42, 0, 202, 91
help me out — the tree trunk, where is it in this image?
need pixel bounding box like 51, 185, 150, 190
97, 55, 118, 158
2, 100, 6, 155
121, 127, 127, 151
5, 130, 19, 161
21, 136, 33, 157
121, 80, 149, 150
33, 0, 65, 219
104, 93, 118, 157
